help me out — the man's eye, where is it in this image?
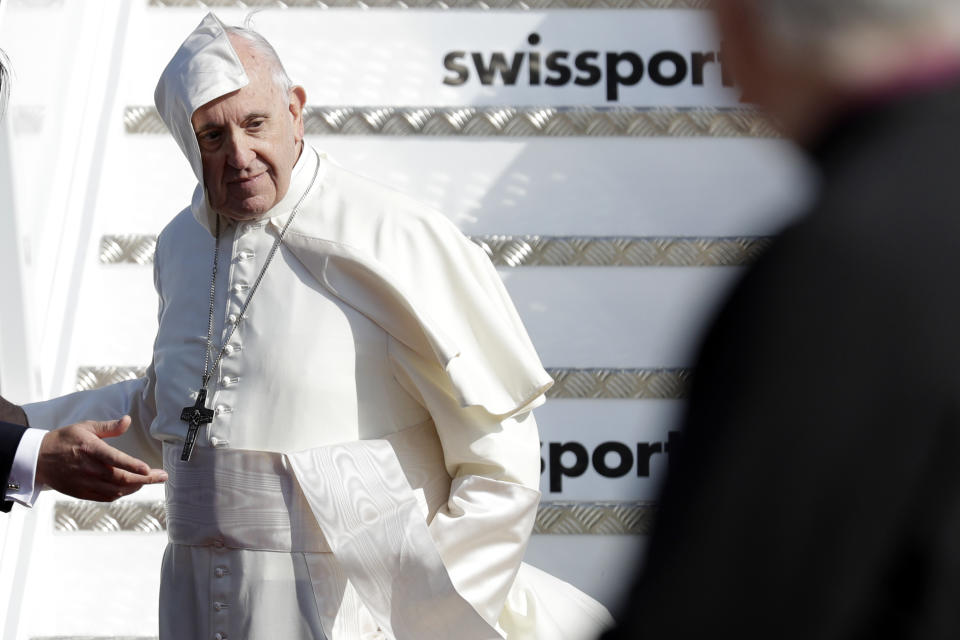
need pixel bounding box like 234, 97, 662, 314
199, 131, 220, 143
247, 120, 264, 130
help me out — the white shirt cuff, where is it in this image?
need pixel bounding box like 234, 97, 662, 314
6, 428, 46, 507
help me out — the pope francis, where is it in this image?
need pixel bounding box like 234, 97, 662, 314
21, 13, 612, 640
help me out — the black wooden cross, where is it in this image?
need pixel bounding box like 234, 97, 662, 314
179, 388, 214, 462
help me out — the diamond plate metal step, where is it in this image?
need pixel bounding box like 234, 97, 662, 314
54, 500, 655, 535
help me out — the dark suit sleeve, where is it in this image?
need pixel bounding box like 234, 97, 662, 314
0, 394, 27, 427
0, 395, 29, 512
603, 227, 960, 639
0, 420, 28, 513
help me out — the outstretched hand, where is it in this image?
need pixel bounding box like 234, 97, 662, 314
36, 416, 167, 501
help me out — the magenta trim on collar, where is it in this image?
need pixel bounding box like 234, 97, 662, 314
855, 53, 960, 106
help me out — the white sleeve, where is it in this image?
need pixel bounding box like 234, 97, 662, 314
22, 373, 161, 469
4, 428, 46, 507
20, 241, 166, 470
389, 336, 542, 626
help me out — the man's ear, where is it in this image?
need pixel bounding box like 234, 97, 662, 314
289, 85, 307, 142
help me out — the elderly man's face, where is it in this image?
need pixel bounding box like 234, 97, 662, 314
191, 37, 306, 221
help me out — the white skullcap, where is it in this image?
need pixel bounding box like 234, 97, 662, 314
154, 13, 249, 184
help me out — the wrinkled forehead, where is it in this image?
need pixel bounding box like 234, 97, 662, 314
189, 82, 280, 134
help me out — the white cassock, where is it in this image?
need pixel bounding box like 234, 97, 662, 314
25, 13, 613, 640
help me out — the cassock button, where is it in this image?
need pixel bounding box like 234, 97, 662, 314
214, 633, 227, 640
227, 313, 239, 325
209, 437, 221, 447
213, 602, 228, 611
214, 566, 229, 578
222, 343, 243, 357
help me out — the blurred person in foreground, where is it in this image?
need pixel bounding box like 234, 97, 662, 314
7, 13, 611, 639
0, 50, 166, 511
603, 0, 960, 638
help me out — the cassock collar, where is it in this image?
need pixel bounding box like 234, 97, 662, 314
190, 144, 322, 237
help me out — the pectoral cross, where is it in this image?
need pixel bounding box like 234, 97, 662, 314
179, 388, 214, 462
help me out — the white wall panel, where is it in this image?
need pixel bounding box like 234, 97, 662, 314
505, 266, 740, 366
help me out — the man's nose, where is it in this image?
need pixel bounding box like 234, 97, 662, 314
225, 133, 255, 169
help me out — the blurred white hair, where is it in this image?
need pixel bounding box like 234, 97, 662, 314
223, 24, 294, 96
748, 0, 960, 53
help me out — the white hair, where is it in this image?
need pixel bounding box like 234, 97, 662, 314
223, 24, 294, 96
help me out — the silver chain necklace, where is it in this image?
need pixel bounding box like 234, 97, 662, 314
179, 159, 320, 462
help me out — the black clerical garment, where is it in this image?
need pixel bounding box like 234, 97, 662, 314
604, 82, 960, 640
0, 395, 28, 513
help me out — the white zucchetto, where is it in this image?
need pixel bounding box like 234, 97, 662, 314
154, 12, 248, 184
